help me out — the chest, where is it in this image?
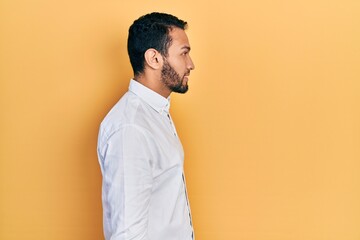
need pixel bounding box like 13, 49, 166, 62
144, 111, 185, 178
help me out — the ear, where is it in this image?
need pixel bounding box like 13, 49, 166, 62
144, 48, 163, 70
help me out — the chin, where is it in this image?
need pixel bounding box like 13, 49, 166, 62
178, 86, 189, 94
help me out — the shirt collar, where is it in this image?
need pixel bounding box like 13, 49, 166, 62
129, 79, 171, 113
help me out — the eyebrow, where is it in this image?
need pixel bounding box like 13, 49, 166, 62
181, 46, 191, 51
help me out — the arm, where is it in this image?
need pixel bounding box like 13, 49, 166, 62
102, 126, 153, 240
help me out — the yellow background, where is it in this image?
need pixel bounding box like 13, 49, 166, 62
1, 0, 360, 239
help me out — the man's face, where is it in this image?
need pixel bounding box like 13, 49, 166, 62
161, 28, 195, 94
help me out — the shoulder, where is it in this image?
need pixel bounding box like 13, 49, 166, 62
98, 91, 152, 143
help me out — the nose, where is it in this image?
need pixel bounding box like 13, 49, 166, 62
188, 56, 195, 71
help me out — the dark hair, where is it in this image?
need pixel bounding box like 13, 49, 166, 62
127, 12, 187, 76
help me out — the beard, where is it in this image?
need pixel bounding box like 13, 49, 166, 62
161, 59, 189, 94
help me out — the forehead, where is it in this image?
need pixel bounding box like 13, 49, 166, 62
168, 28, 190, 49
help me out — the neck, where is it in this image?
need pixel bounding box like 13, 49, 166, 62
134, 74, 171, 98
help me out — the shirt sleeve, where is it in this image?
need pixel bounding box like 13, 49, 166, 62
101, 125, 154, 240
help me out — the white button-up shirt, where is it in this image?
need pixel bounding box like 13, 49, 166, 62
97, 79, 194, 240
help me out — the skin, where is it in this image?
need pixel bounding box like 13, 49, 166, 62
135, 27, 195, 98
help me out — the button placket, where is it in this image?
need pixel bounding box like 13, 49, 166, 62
168, 114, 175, 136
165, 112, 178, 137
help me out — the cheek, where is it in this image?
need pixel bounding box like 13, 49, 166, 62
167, 57, 187, 74
174, 60, 187, 73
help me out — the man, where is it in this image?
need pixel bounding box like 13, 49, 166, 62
97, 12, 195, 240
